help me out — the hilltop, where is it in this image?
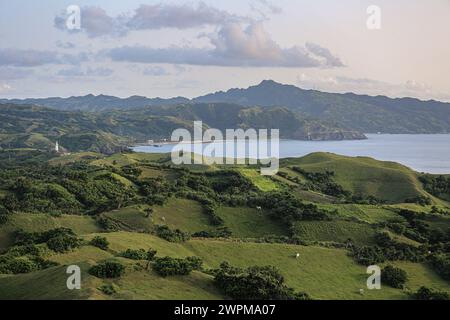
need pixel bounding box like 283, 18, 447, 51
2, 80, 450, 134
0, 103, 365, 153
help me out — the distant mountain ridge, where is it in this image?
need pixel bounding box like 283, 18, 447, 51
0, 103, 365, 153
2, 80, 450, 133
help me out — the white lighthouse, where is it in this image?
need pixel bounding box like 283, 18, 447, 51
55, 141, 59, 153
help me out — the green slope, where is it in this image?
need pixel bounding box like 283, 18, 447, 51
281, 152, 430, 203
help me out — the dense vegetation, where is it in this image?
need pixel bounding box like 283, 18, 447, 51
214, 262, 310, 300
196, 80, 450, 134
4, 80, 450, 134
0, 150, 448, 300
0, 102, 364, 154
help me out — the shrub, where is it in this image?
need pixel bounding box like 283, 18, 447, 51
96, 217, 120, 232
185, 256, 203, 270
214, 262, 310, 300
430, 254, 450, 281
146, 249, 157, 261
192, 227, 232, 238
98, 283, 117, 295
120, 249, 147, 260
89, 261, 125, 279
0, 215, 8, 225
382, 265, 408, 289
155, 225, 190, 243
5, 257, 38, 274
412, 286, 449, 300
46, 234, 81, 253
89, 236, 109, 250
153, 256, 194, 277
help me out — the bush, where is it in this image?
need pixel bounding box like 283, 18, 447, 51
14, 228, 81, 253
153, 256, 194, 277
382, 265, 408, 289
0, 215, 8, 225
98, 283, 117, 295
185, 256, 203, 270
5, 257, 38, 274
412, 286, 449, 300
120, 249, 147, 260
89, 261, 125, 279
46, 234, 81, 253
155, 225, 190, 243
146, 249, 157, 261
430, 254, 450, 281
89, 236, 109, 250
214, 262, 310, 300
192, 227, 232, 238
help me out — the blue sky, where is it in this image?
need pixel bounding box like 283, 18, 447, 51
0, 0, 449, 100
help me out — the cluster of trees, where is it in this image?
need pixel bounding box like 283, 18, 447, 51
192, 227, 232, 238
214, 262, 310, 300
405, 195, 432, 206
351, 232, 426, 265
430, 254, 450, 281
290, 167, 350, 198
419, 175, 450, 200
397, 210, 449, 244
1, 163, 137, 215
0, 244, 58, 274
155, 225, 190, 242
89, 236, 109, 251
119, 248, 157, 262
152, 256, 203, 277
14, 228, 81, 253
412, 286, 449, 300
249, 191, 330, 224
89, 261, 125, 278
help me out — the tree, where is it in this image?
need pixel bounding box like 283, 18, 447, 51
89, 261, 125, 278
214, 262, 310, 300
152, 257, 194, 277
412, 286, 449, 300
382, 265, 408, 289
89, 236, 109, 251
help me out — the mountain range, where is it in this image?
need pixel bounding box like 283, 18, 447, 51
0, 103, 364, 153
2, 80, 450, 134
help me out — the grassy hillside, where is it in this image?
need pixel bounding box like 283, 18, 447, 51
281, 152, 429, 203
0, 150, 448, 300
3, 232, 440, 300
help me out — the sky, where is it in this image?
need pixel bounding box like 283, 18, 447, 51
0, 0, 449, 101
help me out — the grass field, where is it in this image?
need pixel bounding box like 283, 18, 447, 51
316, 203, 404, 224
152, 198, 212, 233
0, 213, 101, 250
281, 153, 429, 203
238, 168, 280, 192
1, 228, 448, 300
104, 206, 154, 233
215, 206, 288, 238
64, 232, 449, 300
291, 220, 376, 245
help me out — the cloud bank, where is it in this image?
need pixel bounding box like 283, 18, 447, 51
107, 22, 343, 68
54, 2, 247, 37
0, 49, 87, 67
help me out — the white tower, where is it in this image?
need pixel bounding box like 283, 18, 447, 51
55, 141, 59, 153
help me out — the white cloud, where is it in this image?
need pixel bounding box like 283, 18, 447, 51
107, 22, 343, 68
0, 48, 88, 67
57, 67, 114, 77
296, 74, 450, 101
0, 83, 13, 93
54, 3, 248, 38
